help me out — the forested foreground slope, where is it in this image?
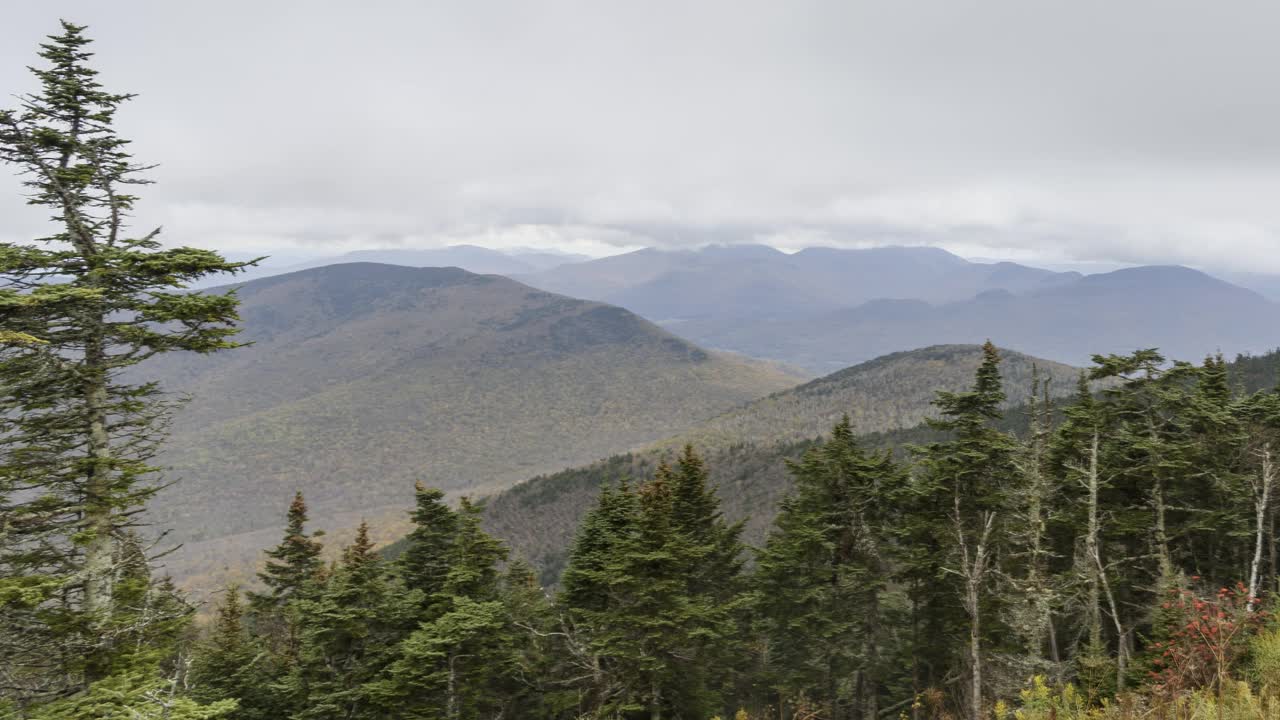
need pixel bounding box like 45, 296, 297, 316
476, 344, 1079, 581
481, 345, 1280, 583
139, 263, 801, 585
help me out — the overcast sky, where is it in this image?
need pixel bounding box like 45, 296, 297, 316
2, 1, 1279, 272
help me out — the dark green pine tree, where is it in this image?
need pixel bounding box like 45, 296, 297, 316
911, 341, 1019, 720
556, 481, 641, 713
1048, 372, 1120, 697
663, 446, 748, 717
601, 470, 690, 719
189, 586, 278, 720
755, 416, 905, 720
560, 481, 640, 615
560, 455, 746, 720
397, 482, 459, 607
1087, 351, 1206, 689
1182, 355, 1250, 586
370, 498, 510, 719
0, 20, 253, 702
1088, 351, 1193, 584
289, 521, 416, 720
249, 492, 325, 610
489, 559, 577, 719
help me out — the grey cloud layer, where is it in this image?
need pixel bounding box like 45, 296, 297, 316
1, 1, 1279, 270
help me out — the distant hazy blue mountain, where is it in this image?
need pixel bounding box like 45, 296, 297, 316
521, 244, 1081, 320
201, 244, 591, 286
1224, 271, 1280, 302
672, 264, 1279, 372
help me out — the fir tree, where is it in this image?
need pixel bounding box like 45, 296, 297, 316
396, 483, 459, 610
289, 522, 415, 720
561, 454, 747, 719
250, 492, 325, 609
755, 416, 905, 719
370, 499, 510, 719
560, 482, 639, 616
1006, 367, 1061, 670
0, 20, 253, 700
913, 341, 1019, 720
1049, 372, 1121, 696
189, 587, 277, 720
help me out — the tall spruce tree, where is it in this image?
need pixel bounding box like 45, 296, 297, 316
244, 490, 325, 686
1049, 372, 1122, 695
249, 492, 325, 609
370, 498, 510, 719
560, 452, 747, 720
664, 446, 747, 716
188, 586, 277, 720
288, 522, 415, 720
755, 417, 904, 719
0, 21, 252, 702
396, 483, 458, 609
912, 341, 1019, 720
557, 481, 640, 712
1006, 368, 1061, 670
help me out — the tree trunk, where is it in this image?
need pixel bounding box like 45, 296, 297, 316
82, 329, 115, 646
1048, 616, 1060, 666
1270, 497, 1278, 593
1098, 560, 1126, 692
910, 590, 921, 720
955, 503, 994, 720
1149, 422, 1173, 579
1249, 442, 1275, 609
1085, 433, 1103, 650
650, 677, 661, 720
447, 651, 459, 720
968, 575, 982, 720
864, 588, 880, 720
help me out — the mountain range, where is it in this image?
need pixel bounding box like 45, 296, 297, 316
521, 244, 1079, 314
214, 243, 1280, 374
142, 263, 799, 587
517, 246, 1279, 372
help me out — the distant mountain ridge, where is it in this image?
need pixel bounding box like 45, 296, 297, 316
679, 264, 1278, 371
204, 244, 591, 286
520, 244, 1082, 321
515, 246, 1278, 372
215, 244, 1279, 374
143, 262, 800, 588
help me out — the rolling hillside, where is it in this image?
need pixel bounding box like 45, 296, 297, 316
481, 345, 1280, 584
479, 344, 1086, 582
142, 263, 801, 586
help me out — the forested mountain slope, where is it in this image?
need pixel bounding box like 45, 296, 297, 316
480, 344, 1084, 581
142, 263, 801, 585
481, 346, 1280, 583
